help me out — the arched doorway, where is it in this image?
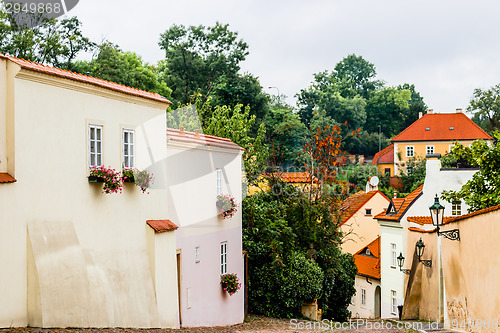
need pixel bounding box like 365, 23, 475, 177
374, 286, 381, 318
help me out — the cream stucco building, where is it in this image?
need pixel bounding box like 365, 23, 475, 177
0, 54, 179, 328
166, 128, 245, 327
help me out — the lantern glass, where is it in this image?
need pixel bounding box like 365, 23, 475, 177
429, 194, 445, 227
397, 252, 405, 269
415, 238, 425, 259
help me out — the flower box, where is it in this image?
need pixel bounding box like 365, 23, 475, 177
88, 175, 105, 183
122, 176, 135, 183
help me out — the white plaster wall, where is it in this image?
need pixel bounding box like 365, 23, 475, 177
0, 71, 176, 327
166, 142, 244, 327
380, 225, 404, 318
349, 276, 380, 318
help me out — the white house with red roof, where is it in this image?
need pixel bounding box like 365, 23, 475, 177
165, 128, 244, 327
0, 54, 179, 328
387, 109, 492, 175
348, 237, 381, 318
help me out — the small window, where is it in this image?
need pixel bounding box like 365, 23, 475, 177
452, 201, 461, 216
220, 242, 227, 275
195, 246, 200, 263
365, 209, 372, 216
426, 145, 434, 155
216, 169, 223, 196
391, 243, 397, 268
449, 127, 454, 130
406, 146, 414, 158
361, 288, 366, 305
89, 125, 102, 167
391, 290, 397, 314
425, 127, 430, 131
384, 168, 391, 176
123, 129, 135, 168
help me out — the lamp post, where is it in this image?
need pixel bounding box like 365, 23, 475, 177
415, 238, 432, 267
397, 252, 411, 275
378, 125, 381, 152
428, 194, 460, 326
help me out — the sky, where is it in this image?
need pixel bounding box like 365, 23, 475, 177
69, 0, 500, 114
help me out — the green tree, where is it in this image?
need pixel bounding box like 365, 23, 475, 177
398, 83, 427, 129
442, 137, 500, 211
333, 54, 383, 99
468, 84, 500, 132
364, 87, 412, 137
158, 23, 248, 107
0, 10, 95, 70
72, 42, 171, 98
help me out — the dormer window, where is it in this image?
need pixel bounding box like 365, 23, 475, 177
449, 127, 454, 130
425, 127, 430, 131
366, 248, 371, 256
365, 209, 372, 216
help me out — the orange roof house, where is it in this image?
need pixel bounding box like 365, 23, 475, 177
248, 171, 318, 194
353, 236, 381, 280
340, 189, 390, 254
389, 109, 492, 176
375, 185, 423, 222
372, 144, 394, 176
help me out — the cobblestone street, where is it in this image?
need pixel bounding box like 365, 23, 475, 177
0, 316, 411, 333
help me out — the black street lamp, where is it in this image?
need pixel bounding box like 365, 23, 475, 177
429, 195, 460, 241
415, 238, 432, 267
397, 252, 411, 275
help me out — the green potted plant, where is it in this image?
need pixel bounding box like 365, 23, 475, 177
89, 166, 123, 194
220, 273, 241, 296
122, 167, 155, 193
216, 194, 238, 219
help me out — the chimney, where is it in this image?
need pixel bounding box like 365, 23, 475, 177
456, 108, 462, 113
195, 129, 200, 137
427, 109, 433, 114
180, 126, 185, 135
393, 190, 397, 199
419, 112, 423, 118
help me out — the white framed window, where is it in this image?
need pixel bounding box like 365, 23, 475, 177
452, 201, 461, 216
89, 125, 102, 167
365, 208, 372, 216
426, 145, 434, 155
123, 129, 134, 168
391, 243, 397, 268
406, 145, 414, 157
391, 290, 397, 314
195, 246, 200, 263
220, 241, 227, 275
216, 169, 223, 195
361, 288, 366, 305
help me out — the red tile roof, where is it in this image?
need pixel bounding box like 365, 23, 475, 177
407, 204, 500, 226
391, 113, 492, 142
375, 185, 424, 221
354, 237, 381, 280
0, 53, 171, 105
372, 144, 394, 165
264, 172, 318, 184
0, 173, 16, 183
340, 190, 389, 225
146, 220, 179, 233
167, 128, 244, 151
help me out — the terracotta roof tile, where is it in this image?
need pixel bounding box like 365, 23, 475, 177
264, 172, 318, 184
0, 173, 16, 183
408, 226, 437, 233
146, 219, 179, 233
167, 128, 244, 151
391, 113, 492, 142
0, 53, 171, 105
407, 204, 500, 226
372, 144, 394, 165
340, 190, 389, 225
375, 185, 423, 221
354, 237, 381, 280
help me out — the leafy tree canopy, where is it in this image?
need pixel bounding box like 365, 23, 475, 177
0, 9, 95, 70
72, 42, 171, 98
158, 22, 249, 107
468, 84, 500, 132
442, 137, 500, 211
